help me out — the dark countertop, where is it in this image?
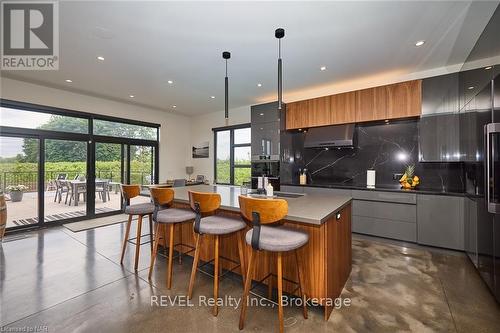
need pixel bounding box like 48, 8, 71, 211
280, 182, 469, 197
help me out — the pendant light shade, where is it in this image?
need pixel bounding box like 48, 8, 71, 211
223, 51, 231, 119
275, 28, 285, 110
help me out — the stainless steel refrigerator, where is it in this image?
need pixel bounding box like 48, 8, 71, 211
464, 73, 500, 303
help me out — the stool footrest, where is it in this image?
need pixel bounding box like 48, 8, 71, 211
197, 255, 241, 280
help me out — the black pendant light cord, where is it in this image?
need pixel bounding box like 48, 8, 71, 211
275, 28, 285, 110
223, 51, 231, 119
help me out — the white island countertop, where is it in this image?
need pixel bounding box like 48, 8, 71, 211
169, 184, 352, 225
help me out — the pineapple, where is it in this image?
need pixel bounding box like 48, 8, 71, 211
400, 165, 419, 189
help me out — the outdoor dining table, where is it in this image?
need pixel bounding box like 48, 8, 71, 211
64, 179, 110, 206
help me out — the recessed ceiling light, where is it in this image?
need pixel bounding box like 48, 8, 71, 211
320, 66, 327, 71
485, 66, 492, 70
65, 79, 72, 83
210, 96, 215, 99
257, 83, 262, 87
172, 105, 177, 108
129, 95, 135, 98
96, 56, 105, 61
415, 40, 425, 47
468, 86, 475, 90
167, 80, 173, 84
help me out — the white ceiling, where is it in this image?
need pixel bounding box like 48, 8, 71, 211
2, 1, 499, 115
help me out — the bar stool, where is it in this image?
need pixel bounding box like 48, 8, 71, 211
238, 195, 308, 333
119, 184, 155, 271
148, 187, 197, 289
187, 191, 247, 316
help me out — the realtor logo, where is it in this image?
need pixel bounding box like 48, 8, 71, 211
1, 1, 59, 70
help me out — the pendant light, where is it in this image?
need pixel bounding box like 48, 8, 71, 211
223, 51, 231, 119
275, 28, 285, 110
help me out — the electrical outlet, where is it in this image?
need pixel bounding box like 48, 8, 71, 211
393, 173, 403, 180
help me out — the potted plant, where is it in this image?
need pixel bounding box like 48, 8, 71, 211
6, 185, 28, 202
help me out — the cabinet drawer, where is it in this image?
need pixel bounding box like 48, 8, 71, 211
353, 200, 416, 223
352, 190, 416, 204
353, 215, 417, 242
302, 187, 352, 197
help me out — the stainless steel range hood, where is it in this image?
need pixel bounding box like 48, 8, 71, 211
304, 124, 355, 148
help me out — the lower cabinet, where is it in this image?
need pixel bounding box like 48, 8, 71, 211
417, 194, 465, 250
280, 185, 466, 250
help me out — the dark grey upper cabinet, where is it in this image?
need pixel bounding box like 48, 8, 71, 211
251, 101, 282, 160
419, 73, 461, 162
251, 101, 280, 124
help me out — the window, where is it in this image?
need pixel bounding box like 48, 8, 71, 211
214, 125, 251, 185
0, 107, 88, 134
93, 119, 157, 140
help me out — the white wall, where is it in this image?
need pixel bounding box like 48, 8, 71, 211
189, 105, 251, 183
0, 77, 191, 181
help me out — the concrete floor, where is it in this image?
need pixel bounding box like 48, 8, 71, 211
1, 220, 499, 332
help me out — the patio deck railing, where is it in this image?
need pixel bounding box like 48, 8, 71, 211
0, 170, 152, 192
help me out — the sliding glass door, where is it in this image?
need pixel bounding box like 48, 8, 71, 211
44, 139, 89, 222
95, 142, 123, 213
0, 135, 40, 229
1, 99, 160, 232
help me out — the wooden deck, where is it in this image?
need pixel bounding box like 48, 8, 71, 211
4, 190, 150, 229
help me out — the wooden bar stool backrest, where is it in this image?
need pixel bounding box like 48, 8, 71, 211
189, 191, 221, 234
120, 184, 141, 206
239, 195, 288, 250
238, 195, 288, 224
149, 187, 174, 207
188, 191, 221, 214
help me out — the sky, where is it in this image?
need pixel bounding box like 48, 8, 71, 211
0, 107, 51, 157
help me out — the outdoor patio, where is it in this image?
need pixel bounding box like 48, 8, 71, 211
5, 189, 151, 229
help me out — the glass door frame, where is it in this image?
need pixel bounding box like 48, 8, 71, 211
1, 98, 160, 231
92, 135, 159, 215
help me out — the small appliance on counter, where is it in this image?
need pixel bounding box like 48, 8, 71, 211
251, 160, 280, 191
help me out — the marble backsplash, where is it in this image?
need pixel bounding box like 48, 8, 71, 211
280, 119, 465, 192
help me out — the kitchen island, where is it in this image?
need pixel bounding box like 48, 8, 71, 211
164, 184, 352, 320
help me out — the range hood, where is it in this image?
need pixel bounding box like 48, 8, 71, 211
304, 124, 355, 148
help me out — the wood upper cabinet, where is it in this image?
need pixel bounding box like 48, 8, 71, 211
286, 96, 331, 129
330, 91, 356, 124
355, 86, 387, 122
285, 79, 422, 129
285, 100, 308, 130
307, 96, 331, 127
385, 80, 422, 119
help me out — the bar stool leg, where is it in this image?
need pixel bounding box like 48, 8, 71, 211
134, 215, 143, 271
120, 215, 133, 264
236, 232, 246, 287
148, 223, 162, 279
277, 252, 284, 333
188, 234, 202, 299
295, 250, 308, 319
268, 253, 273, 299
148, 214, 153, 253
239, 248, 255, 330
178, 223, 183, 264
213, 235, 220, 316
167, 223, 175, 289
